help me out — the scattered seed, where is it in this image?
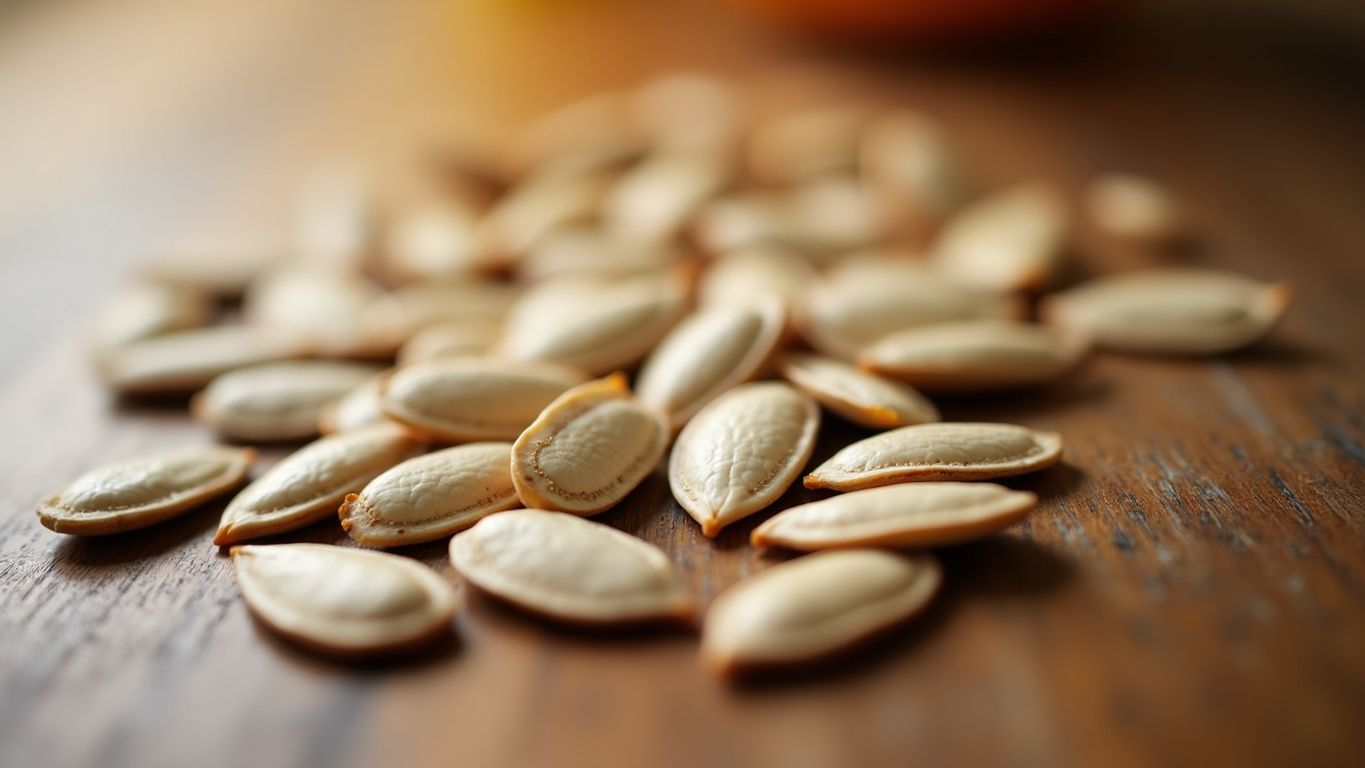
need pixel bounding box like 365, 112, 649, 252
192, 361, 381, 442
859, 320, 1089, 392
778, 353, 939, 429
932, 182, 1068, 292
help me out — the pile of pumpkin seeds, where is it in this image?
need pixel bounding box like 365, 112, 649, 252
38, 72, 1290, 677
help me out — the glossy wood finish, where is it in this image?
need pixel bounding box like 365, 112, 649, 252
2, 1, 1364, 766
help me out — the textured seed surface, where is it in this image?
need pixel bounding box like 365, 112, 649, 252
99, 325, 299, 395
859, 320, 1088, 392
779, 353, 939, 429
232, 543, 456, 657
932, 182, 1067, 292
702, 549, 941, 676
214, 424, 425, 545
511, 375, 668, 515
339, 442, 519, 548
449, 509, 693, 624
1040, 268, 1291, 355
37, 446, 254, 535
801, 257, 1023, 360
89, 283, 215, 354
1086, 174, 1183, 244
669, 383, 820, 537
636, 300, 786, 430
318, 375, 388, 435
752, 482, 1037, 550
380, 358, 587, 442
806, 422, 1063, 490
499, 270, 689, 375
192, 361, 381, 442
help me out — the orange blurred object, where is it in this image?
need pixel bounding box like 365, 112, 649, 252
727, 0, 1109, 40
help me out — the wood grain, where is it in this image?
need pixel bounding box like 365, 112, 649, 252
2, 1, 1364, 767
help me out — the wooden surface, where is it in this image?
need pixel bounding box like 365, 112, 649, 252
3, 1, 1365, 766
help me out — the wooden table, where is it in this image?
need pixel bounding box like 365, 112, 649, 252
2, 1, 1363, 766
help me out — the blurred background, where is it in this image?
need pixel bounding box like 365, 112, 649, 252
2, 0, 1363, 381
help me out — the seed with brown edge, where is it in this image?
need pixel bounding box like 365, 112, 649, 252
805, 422, 1063, 491
380, 357, 587, 443
511, 374, 668, 516
339, 442, 519, 548
192, 361, 381, 442
498, 269, 690, 375
232, 543, 456, 658
752, 482, 1036, 551
932, 182, 1068, 293
37, 446, 255, 536
669, 383, 820, 537
800, 256, 1024, 361
859, 320, 1089, 393
636, 299, 787, 430
779, 353, 939, 429
449, 509, 693, 625
214, 424, 425, 546
702, 549, 941, 678
99, 325, 301, 395
1039, 268, 1291, 356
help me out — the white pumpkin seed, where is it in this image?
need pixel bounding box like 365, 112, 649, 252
932, 182, 1068, 292
99, 325, 300, 395
636, 300, 787, 430
380, 358, 587, 442
232, 543, 456, 657
37, 446, 255, 535
669, 383, 820, 537
243, 265, 402, 359
383, 202, 491, 283
88, 283, 215, 356
749, 107, 865, 184
449, 509, 693, 624
318, 374, 388, 435
380, 279, 518, 336
1039, 268, 1291, 355
520, 227, 679, 283
800, 256, 1023, 360
1086, 174, 1183, 244
697, 246, 816, 312
859, 320, 1088, 392
482, 165, 612, 256
702, 549, 941, 677
861, 110, 971, 231
192, 361, 382, 442
214, 424, 425, 546
752, 482, 1036, 550
498, 269, 690, 375
805, 422, 1063, 491
511, 375, 668, 515
396, 320, 500, 365
340, 443, 519, 547
778, 353, 939, 429
604, 150, 728, 244
783, 175, 887, 256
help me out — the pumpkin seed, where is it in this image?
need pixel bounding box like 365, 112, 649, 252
697, 246, 816, 312
1086, 174, 1183, 244
483, 165, 612, 257
805, 422, 1063, 491
636, 300, 787, 430
749, 107, 865, 184
88, 283, 215, 356
213, 424, 425, 546
932, 182, 1068, 292
380, 358, 587, 442
340, 443, 519, 548
604, 150, 728, 244
318, 374, 388, 435
381, 279, 518, 336
669, 383, 820, 537
243, 265, 401, 359
99, 325, 300, 395
396, 320, 500, 365
1039, 268, 1291, 355
37, 446, 255, 535
861, 110, 971, 231
859, 320, 1088, 392
520, 226, 679, 283
232, 543, 456, 657
511, 375, 668, 515
498, 269, 690, 375
702, 549, 941, 677
752, 482, 1036, 550
192, 361, 381, 442
449, 509, 693, 624
783, 175, 887, 256
383, 202, 491, 284
800, 256, 1023, 360
778, 353, 939, 429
